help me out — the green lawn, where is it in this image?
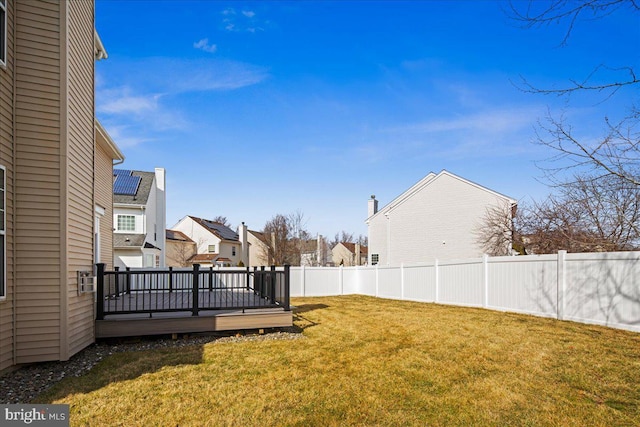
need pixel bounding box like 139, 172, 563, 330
38, 295, 640, 426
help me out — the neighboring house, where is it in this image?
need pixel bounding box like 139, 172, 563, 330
247, 229, 272, 267
332, 242, 368, 266
0, 0, 121, 372
300, 235, 332, 267
170, 216, 245, 267
113, 168, 166, 269
366, 170, 516, 266
165, 229, 197, 267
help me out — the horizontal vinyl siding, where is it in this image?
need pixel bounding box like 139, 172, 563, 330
66, 0, 95, 356
95, 143, 114, 269
14, 0, 62, 363
0, 0, 15, 373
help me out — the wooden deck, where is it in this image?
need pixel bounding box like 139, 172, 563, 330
96, 308, 292, 338
96, 289, 292, 338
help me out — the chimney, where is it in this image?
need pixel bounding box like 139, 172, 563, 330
368, 195, 378, 218
155, 167, 166, 267
355, 243, 361, 266
238, 222, 248, 266
317, 234, 324, 266
270, 232, 276, 265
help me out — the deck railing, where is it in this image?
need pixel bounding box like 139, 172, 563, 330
95, 263, 290, 320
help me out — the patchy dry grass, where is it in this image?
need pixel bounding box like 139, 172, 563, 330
38, 295, 640, 426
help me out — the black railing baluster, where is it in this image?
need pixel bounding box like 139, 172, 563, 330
284, 265, 291, 311
113, 266, 120, 296
270, 265, 276, 305
192, 264, 200, 316
125, 267, 131, 295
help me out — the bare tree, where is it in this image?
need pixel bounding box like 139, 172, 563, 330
511, 0, 639, 181
474, 200, 519, 256
212, 216, 232, 228
167, 240, 196, 267
509, 1, 639, 187
507, 0, 639, 252
508, 0, 639, 47
521, 174, 640, 253
260, 211, 312, 266
166, 236, 203, 267
329, 231, 354, 248
261, 214, 291, 266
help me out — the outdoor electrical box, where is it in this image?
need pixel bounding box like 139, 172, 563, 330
77, 270, 95, 295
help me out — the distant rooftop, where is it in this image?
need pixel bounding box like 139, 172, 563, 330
113, 169, 155, 205
189, 216, 239, 241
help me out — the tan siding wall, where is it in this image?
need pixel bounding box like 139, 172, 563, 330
0, 0, 15, 373
66, 0, 95, 357
14, 0, 62, 364
95, 141, 114, 269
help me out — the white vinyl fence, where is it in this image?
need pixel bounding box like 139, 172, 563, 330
290, 251, 640, 333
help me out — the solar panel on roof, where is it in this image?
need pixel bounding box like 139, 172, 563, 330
114, 175, 141, 195
202, 220, 239, 240
114, 169, 133, 177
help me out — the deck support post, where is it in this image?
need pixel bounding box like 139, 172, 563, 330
192, 264, 200, 316
284, 265, 290, 310
96, 263, 105, 320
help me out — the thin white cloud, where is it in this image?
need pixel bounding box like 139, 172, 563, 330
98, 123, 155, 149
386, 108, 541, 135
193, 38, 217, 53
97, 88, 162, 115
161, 59, 269, 92
221, 7, 265, 32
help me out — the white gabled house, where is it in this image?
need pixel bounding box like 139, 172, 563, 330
366, 170, 516, 266
113, 168, 167, 268
170, 216, 247, 267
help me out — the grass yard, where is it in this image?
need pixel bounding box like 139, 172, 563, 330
38, 295, 639, 426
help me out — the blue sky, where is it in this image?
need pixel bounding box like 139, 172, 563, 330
95, 0, 639, 238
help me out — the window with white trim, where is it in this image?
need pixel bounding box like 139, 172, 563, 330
144, 254, 154, 268
0, 0, 6, 67
0, 166, 5, 299
371, 254, 379, 265
232, 246, 236, 256
208, 244, 216, 253
116, 214, 135, 232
